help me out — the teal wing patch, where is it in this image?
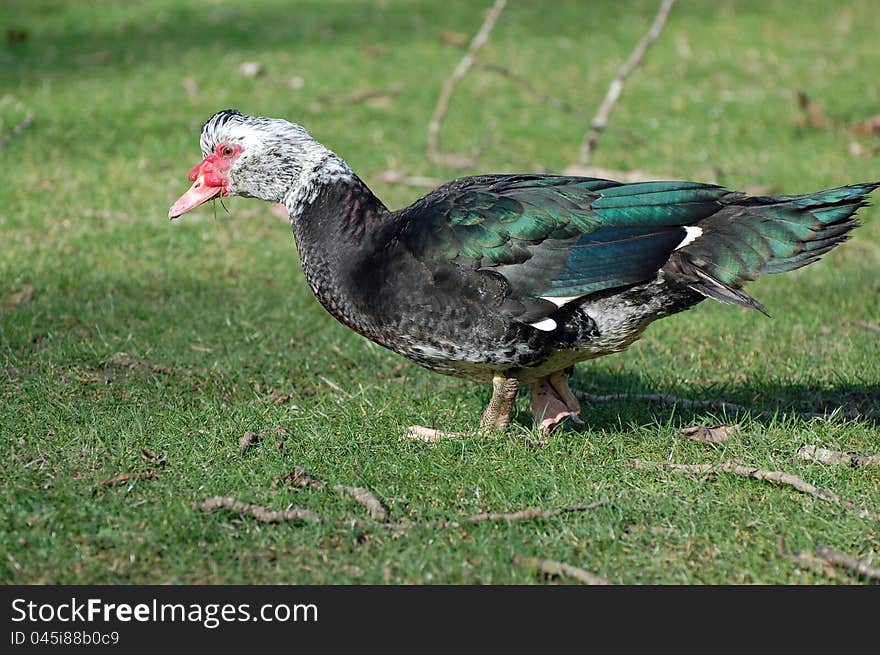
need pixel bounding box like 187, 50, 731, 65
398, 175, 727, 309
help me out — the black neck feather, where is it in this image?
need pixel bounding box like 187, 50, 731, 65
289, 175, 389, 325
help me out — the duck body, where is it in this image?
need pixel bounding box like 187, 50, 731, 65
291, 173, 704, 383
169, 110, 878, 433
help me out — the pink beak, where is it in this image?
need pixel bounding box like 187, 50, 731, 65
168, 152, 231, 219
168, 175, 223, 219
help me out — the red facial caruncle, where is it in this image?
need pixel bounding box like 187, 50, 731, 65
168, 142, 243, 219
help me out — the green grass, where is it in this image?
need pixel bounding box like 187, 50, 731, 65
2, 0, 879, 584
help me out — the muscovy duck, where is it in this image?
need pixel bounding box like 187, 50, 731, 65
169, 110, 877, 435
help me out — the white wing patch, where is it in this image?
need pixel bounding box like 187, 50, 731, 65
675, 226, 703, 250
528, 295, 587, 330
529, 318, 558, 331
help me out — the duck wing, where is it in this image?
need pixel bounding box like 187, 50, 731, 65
395, 174, 728, 326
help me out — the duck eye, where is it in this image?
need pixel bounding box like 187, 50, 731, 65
220, 144, 235, 158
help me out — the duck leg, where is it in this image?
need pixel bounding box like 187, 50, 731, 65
479, 374, 520, 431
405, 374, 518, 441
530, 370, 583, 434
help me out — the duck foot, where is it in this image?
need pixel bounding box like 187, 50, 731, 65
404, 425, 463, 442
530, 371, 583, 434
405, 374, 519, 441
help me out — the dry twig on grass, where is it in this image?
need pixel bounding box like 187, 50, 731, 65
797, 444, 880, 468
195, 496, 324, 524
427, 0, 507, 167
786, 550, 846, 581
779, 536, 880, 582
0, 111, 35, 152
631, 459, 840, 504
276, 467, 388, 521
578, 0, 676, 166
334, 485, 388, 521
814, 547, 880, 581
516, 556, 610, 585
778, 535, 843, 581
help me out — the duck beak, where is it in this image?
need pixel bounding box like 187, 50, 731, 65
168, 175, 223, 219
169, 152, 230, 220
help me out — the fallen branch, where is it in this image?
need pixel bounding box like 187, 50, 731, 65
275, 467, 388, 521
797, 444, 880, 468
427, 0, 507, 167
631, 459, 840, 504
574, 389, 871, 420
778, 535, 843, 581
786, 550, 845, 581
515, 556, 610, 585
334, 485, 388, 521
0, 110, 35, 152
195, 496, 324, 524
814, 547, 880, 582
578, 0, 676, 166
96, 471, 159, 487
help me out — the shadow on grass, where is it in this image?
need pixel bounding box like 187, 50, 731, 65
508, 367, 880, 430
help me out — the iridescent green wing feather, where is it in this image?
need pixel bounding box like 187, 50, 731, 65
399, 175, 726, 303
